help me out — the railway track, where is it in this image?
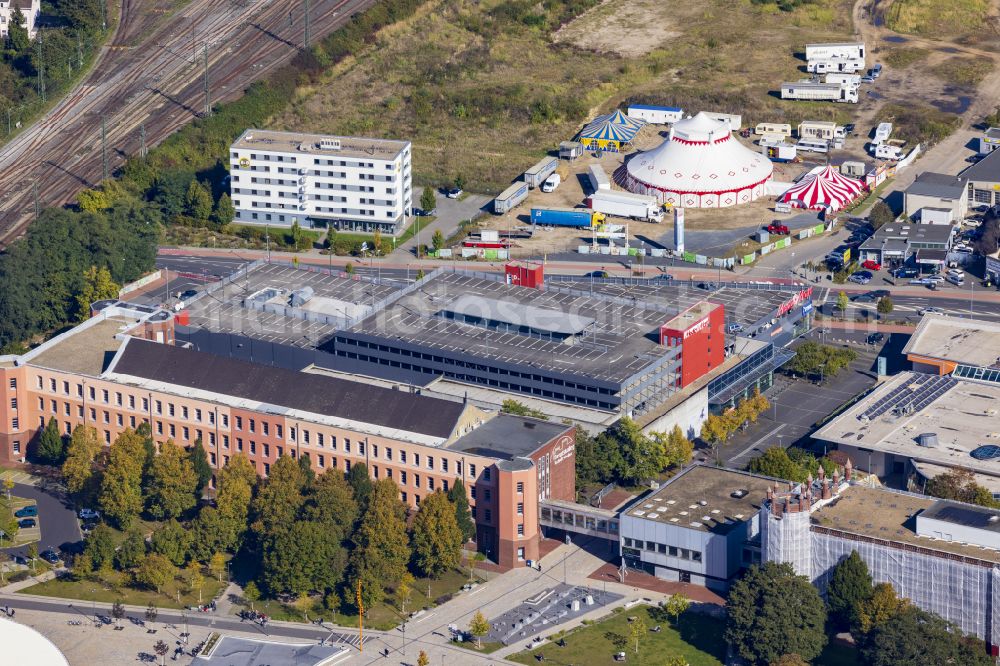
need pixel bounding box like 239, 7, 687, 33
0, 0, 376, 247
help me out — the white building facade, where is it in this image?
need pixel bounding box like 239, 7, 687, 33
229, 129, 412, 235
0, 0, 40, 39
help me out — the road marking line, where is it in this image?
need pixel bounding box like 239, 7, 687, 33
730, 424, 785, 463
412, 612, 435, 623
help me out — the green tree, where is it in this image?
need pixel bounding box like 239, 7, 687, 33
62, 425, 103, 496
629, 615, 648, 654
431, 229, 445, 251
700, 413, 734, 450
99, 429, 147, 529
397, 571, 415, 614
146, 439, 199, 520
7, 8, 29, 53
827, 550, 873, 629
447, 478, 475, 542
869, 201, 895, 230
215, 455, 257, 552
36, 417, 66, 465
211, 192, 235, 227
854, 582, 909, 635
574, 426, 618, 486
663, 593, 690, 625
261, 520, 346, 595
115, 527, 147, 570
749, 447, 805, 481
656, 425, 693, 469
420, 187, 436, 213
347, 462, 373, 510
186, 564, 204, 604
150, 519, 191, 567
837, 290, 849, 318
604, 417, 668, 485
501, 399, 549, 420
771, 656, 808, 666
924, 468, 998, 508
344, 263, 354, 275
188, 439, 212, 497
250, 455, 305, 541
415, 269, 425, 280
185, 180, 213, 221
411, 490, 463, 578
209, 551, 227, 581
348, 478, 409, 609
469, 610, 491, 648
876, 296, 893, 319
297, 452, 316, 490
82, 524, 117, 572
303, 470, 358, 542
243, 580, 260, 611
134, 553, 173, 593
75, 266, 120, 320
725, 562, 827, 665
860, 605, 992, 666
188, 506, 229, 562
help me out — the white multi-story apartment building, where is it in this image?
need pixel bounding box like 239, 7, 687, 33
229, 129, 412, 235
0, 0, 40, 39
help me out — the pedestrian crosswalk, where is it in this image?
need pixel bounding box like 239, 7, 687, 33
324, 630, 362, 648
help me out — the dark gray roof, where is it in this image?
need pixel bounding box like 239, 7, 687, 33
446, 414, 571, 460
963, 149, 1000, 184
861, 223, 953, 250
111, 339, 467, 439
921, 499, 1000, 533
907, 172, 966, 199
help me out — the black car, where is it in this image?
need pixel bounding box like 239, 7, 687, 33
867, 333, 886, 345
17, 518, 36, 528
81, 522, 97, 532
852, 293, 876, 303
40, 549, 61, 564
870, 289, 890, 299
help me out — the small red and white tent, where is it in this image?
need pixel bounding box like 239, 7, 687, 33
779, 166, 865, 212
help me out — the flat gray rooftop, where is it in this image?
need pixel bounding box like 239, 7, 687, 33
812, 371, 1000, 477
346, 272, 681, 384
551, 280, 797, 329
446, 414, 570, 460
232, 128, 408, 161
903, 314, 1000, 369
624, 465, 776, 533
181, 263, 402, 349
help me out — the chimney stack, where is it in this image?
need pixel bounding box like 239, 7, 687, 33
845, 458, 854, 481
822, 478, 831, 500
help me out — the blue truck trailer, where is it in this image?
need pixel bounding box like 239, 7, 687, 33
530, 207, 603, 228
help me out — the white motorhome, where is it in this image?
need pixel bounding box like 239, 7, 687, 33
796, 139, 829, 154
873, 122, 893, 145
807, 58, 866, 74
781, 82, 858, 104
798, 120, 837, 141
825, 73, 861, 87
805, 42, 866, 62
758, 133, 787, 148
755, 123, 792, 137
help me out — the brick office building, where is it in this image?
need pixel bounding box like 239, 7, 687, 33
0, 303, 574, 568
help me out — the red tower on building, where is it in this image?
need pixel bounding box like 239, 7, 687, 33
659, 302, 726, 388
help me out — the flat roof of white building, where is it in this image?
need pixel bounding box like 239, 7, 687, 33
813, 371, 1000, 478
232, 129, 409, 161
903, 314, 1000, 369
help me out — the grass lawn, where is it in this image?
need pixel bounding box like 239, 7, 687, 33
886, 0, 991, 39
20, 565, 227, 610
245, 566, 481, 630
509, 605, 726, 666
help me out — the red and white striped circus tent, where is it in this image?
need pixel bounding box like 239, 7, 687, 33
617, 112, 773, 208
778, 165, 866, 212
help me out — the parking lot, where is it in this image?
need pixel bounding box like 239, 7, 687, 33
1, 481, 81, 563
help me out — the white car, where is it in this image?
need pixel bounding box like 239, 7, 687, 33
955, 246, 975, 254
947, 269, 965, 279
919, 307, 944, 315
78, 509, 100, 520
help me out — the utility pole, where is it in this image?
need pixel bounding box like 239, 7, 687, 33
203, 44, 211, 116
304, 0, 310, 49
77, 32, 83, 67
36, 33, 45, 103
101, 116, 108, 181
139, 123, 147, 159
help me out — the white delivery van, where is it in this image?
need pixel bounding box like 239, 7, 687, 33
541, 173, 561, 193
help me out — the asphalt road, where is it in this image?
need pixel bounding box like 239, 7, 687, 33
2, 483, 81, 560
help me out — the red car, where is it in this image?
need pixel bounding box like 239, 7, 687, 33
766, 224, 790, 235
862, 260, 882, 271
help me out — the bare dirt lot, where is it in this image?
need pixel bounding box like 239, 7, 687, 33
552, 0, 680, 57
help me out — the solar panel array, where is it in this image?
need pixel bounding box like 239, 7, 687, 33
859, 374, 957, 421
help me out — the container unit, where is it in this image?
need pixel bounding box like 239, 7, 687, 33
588, 164, 611, 193
588, 190, 663, 222
559, 141, 583, 160
494, 182, 529, 214
766, 143, 797, 162
781, 82, 858, 104
805, 42, 866, 62
523, 157, 559, 189
806, 58, 865, 74
529, 207, 602, 228
627, 104, 684, 125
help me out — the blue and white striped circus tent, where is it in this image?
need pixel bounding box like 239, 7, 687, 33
578, 109, 646, 153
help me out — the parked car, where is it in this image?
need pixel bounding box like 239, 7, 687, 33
40, 549, 61, 565
766, 223, 790, 235
909, 278, 930, 285
893, 267, 918, 278
18, 518, 36, 528
955, 246, 975, 254
926, 275, 945, 283
727, 323, 744, 333
14, 505, 37, 518
870, 289, 890, 298
867, 332, 886, 345
861, 260, 882, 271
852, 292, 876, 303
861, 75, 875, 83
78, 508, 100, 520
919, 307, 944, 315
445, 188, 463, 199
947, 269, 965, 278
81, 522, 97, 532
